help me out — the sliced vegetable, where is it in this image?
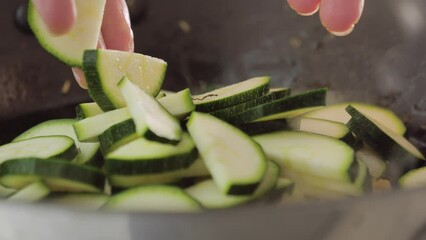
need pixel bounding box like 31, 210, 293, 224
187, 112, 267, 195
118, 77, 182, 142
186, 161, 279, 208
237, 119, 290, 136
0, 185, 16, 198
28, 0, 106, 67
158, 88, 195, 119
193, 77, 271, 112
288, 117, 357, 147
108, 157, 209, 188
75, 102, 104, 119
98, 119, 138, 155
13, 119, 100, 165
356, 145, 387, 179
73, 107, 131, 142
399, 167, 426, 189
0, 158, 105, 192
346, 105, 424, 177
254, 131, 356, 183
210, 87, 290, 120
227, 88, 327, 125
0, 136, 77, 165
104, 185, 201, 212
255, 106, 323, 122
83, 49, 167, 111
8, 181, 50, 202
304, 102, 406, 135
105, 133, 197, 175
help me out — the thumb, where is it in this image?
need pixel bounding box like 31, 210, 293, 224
32, 0, 77, 36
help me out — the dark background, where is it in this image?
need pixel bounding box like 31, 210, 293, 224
1, 0, 426, 146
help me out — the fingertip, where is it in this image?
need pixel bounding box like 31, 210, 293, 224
319, 0, 364, 34
72, 68, 88, 89
287, 0, 321, 16
102, 0, 134, 52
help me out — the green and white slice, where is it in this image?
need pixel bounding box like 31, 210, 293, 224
8, 181, 50, 202
346, 105, 424, 177
118, 77, 182, 142
0, 136, 77, 165
187, 112, 267, 195
76, 102, 104, 119
83, 49, 167, 111
158, 88, 195, 119
192, 76, 271, 112
104, 185, 201, 212
105, 133, 197, 175
13, 119, 100, 165
73, 107, 131, 142
28, 0, 106, 67
304, 102, 406, 135
108, 157, 209, 188
288, 117, 357, 146
186, 161, 280, 208
0, 158, 105, 193
254, 131, 356, 183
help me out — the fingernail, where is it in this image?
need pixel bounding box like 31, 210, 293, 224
97, 32, 106, 49
72, 68, 88, 89
330, 25, 355, 36
297, 6, 320, 16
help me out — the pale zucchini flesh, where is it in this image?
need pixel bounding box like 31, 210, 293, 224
83, 49, 167, 111
187, 112, 267, 195
28, 0, 106, 67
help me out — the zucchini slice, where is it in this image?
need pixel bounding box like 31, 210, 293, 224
0, 158, 105, 192
105, 133, 197, 175
355, 145, 387, 179
187, 112, 267, 195
118, 77, 182, 142
0, 185, 16, 198
8, 181, 50, 202
237, 119, 290, 136
98, 119, 138, 155
13, 119, 100, 165
28, 0, 106, 67
83, 49, 167, 111
210, 87, 290, 121
76, 103, 104, 119
254, 131, 356, 183
104, 185, 201, 212
0, 136, 77, 165
227, 88, 327, 125
186, 161, 280, 209
49, 194, 109, 209
73, 108, 131, 142
192, 76, 271, 112
288, 117, 357, 147
304, 102, 406, 135
108, 157, 209, 188
158, 88, 195, 119
399, 167, 426, 189
346, 105, 424, 177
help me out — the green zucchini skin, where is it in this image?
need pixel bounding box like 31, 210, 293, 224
227, 88, 327, 125
105, 148, 198, 175
83, 50, 117, 111
98, 119, 138, 155
75, 103, 104, 119
0, 158, 105, 192
210, 88, 291, 120
346, 105, 424, 178
193, 77, 271, 112
237, 119, 290, 136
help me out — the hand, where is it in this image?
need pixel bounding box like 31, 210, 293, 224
287, 0, 364, 36
32, 0, 134, 88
